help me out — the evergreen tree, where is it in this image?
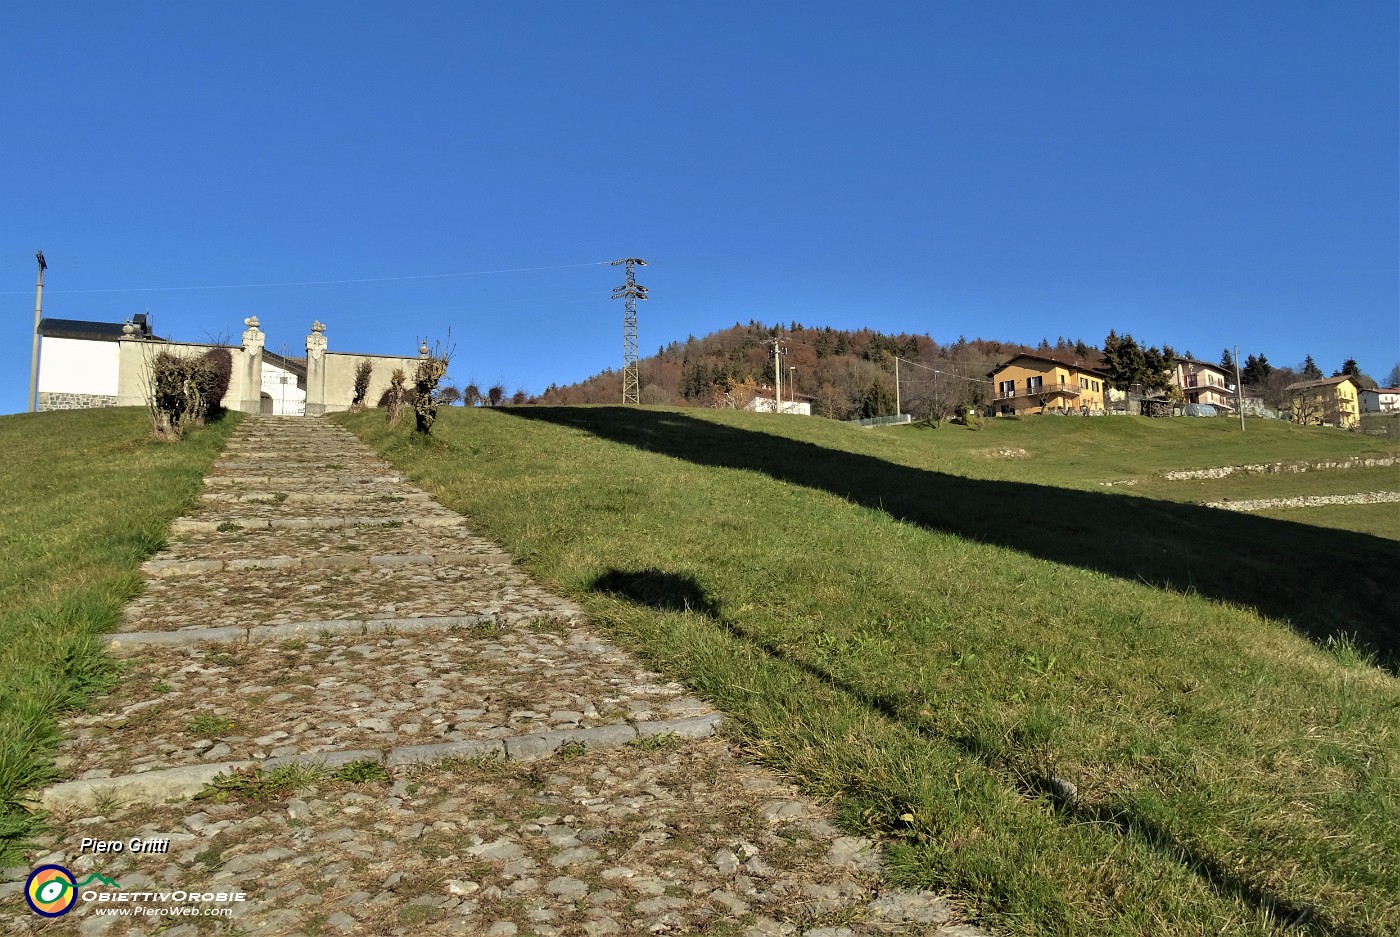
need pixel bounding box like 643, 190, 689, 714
1074, 339, 1090, 358
1220, 348, 1236, 372
860, 380, 896, 419
1143, 346, 1173, 393
1102, 331, 1148, 390
1338, 358, 1361, 378
1242, 354, 1273, 386
1301, 356, 1324, 380
1037, 337, 1051, 351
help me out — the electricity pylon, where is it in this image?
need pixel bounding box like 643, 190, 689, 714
611, 258, 647, 405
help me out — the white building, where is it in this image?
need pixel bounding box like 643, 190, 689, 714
35, 314, 427, 416
745, 392, 812, 415
1358, 387, 1399, 413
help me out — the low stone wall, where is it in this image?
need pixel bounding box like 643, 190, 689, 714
1162, 455, 1398, 481
38, 392, 118, 411
1204, 491, 1400, 512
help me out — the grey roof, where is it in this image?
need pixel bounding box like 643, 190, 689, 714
38, 316, 161, 342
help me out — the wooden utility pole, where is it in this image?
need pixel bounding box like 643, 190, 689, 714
1235, 344, 1245, 431
28, 251, 46, 413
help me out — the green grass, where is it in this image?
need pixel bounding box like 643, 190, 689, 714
339, 406, 1399, 937
0, 407, 238, 863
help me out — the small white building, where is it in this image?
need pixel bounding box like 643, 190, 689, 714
745, 392, 812, 416
1359, 387, 1400, 413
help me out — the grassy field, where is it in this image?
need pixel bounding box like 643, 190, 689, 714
341, 406, 1399, 937
0, 407, 238, 864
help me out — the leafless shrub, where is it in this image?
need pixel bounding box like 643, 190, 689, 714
350, 359, 373, 412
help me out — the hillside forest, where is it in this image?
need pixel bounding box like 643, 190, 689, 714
528, 322, 1380, 421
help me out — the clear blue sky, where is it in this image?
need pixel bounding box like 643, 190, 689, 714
3, 2, 1396, 413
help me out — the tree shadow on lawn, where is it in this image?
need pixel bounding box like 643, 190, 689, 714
591, 567, 1379, 937
506, 407, 1398, 673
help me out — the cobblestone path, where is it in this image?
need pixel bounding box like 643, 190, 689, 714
1, 416, 988, 937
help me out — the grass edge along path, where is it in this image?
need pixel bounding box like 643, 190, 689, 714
339, 407, 1399, 937
0, 408, 240, 865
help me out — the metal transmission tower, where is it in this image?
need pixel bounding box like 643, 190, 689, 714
610, 258, 648, 404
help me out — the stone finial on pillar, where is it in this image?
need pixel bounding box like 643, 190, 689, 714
419, 340, 430, 359
241, 315, 264, 351
305, 321, 329, 416
240, 315, 266, 414
120, 320, 138, 340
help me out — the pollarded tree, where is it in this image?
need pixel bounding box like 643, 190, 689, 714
487, 384, 505, 407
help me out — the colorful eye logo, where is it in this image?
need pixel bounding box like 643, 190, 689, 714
26, 865, 78, 917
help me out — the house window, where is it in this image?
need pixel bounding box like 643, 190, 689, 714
998, 379, 1016, 398
1026, 376, 1043, 393
1093, 381, 1100, 392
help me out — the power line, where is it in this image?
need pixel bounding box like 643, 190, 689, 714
894, 355, 993, 385
0, 260, 612, 296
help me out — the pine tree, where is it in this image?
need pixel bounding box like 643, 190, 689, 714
1301, 356, 1323, 380
1242, 354, 1273, 386
1220, 348, 1236, 372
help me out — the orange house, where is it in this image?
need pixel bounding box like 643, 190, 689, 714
988, 354, 1109, 416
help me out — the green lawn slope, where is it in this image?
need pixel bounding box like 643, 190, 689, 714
0, 407, 238, 864
341, 406, 1399, 937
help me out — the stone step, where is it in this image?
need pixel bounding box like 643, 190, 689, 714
60, 625, 714, 793
119, 561, 579, 631
155, 522, 509, 565
204, 472, 404, 486
199, 489, 434, 504
40, 714, 723, 811
17, 737, 992, 937
107, 614, 510, 649
171, 509, 464, 532
142, 548, 510, 578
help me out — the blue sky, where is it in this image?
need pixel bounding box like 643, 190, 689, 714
3, 2, 1396, 413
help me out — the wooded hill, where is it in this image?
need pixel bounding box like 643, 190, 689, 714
534, 321, 1378, 421
537, 322, 1097, 420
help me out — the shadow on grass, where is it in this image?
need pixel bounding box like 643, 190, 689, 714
508, 407, 1398, 673
591, 567, 1376, 937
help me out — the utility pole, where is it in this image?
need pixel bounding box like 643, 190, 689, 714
610, 258, 648, 405
29, 250, 47, 412
766, 337, 788, 413
1235, 343, 1245, 432
894, 356, 900, 417
788, 366, 796, 412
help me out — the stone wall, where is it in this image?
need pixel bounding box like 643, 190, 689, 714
38, 392, 118, 411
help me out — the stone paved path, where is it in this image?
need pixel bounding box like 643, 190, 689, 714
1, 416, 989, 937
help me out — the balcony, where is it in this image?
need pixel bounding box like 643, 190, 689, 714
992, 385, 1082, 405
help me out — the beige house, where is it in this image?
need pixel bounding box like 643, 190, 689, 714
1170, 358, 1236, 412
1286, 375, 1360, 428
988, 353, 1108, 416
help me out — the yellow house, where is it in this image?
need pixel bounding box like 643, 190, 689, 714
988, 354, 1109, 416
1287, 376, 1360, 428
